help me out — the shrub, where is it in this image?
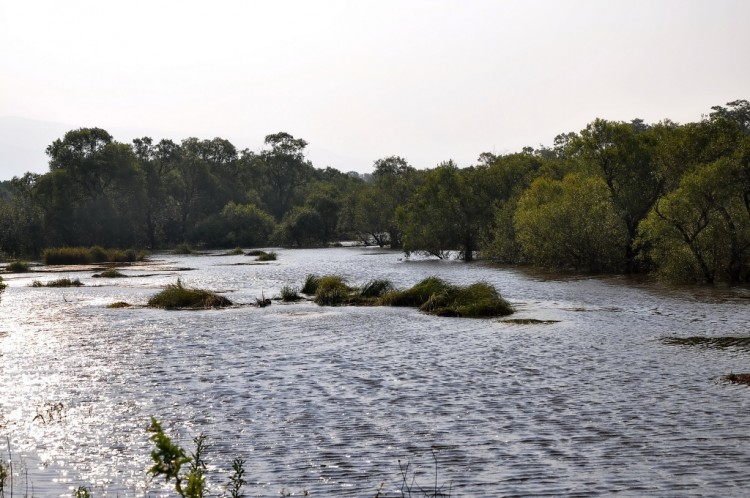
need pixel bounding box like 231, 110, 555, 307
301, 274, 320, 294
6, 260, 30, 273
89, 245, 108, 263
314, 276, 350, 306
148, 279, 232, 309
31, 277, 84, 287
93, 268, 127, 278
256, 251, 277, 261
279, 285, 302, 302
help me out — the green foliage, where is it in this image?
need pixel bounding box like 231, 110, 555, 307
228, 246, 245, 255
73, 485, 91, 498
147, 279, 233, 309
93, 268, 126, 278
43, 246, 140, 265
6, 260, 30, 273
31, 277, 84, 287
0, 275, 6, 292
358, 279, 395, 298
107, 301, 131, 308
382, 276, 452, 307
314, 276, 351, 305
514, 173, 628, 271
418, 282, 514, 318
301, 274, 321, 294
279, 285, 302, 301
147, 418, 246, 498
256, 251, 277, 261
246, 249, 266, 256
172, 243, 194, 255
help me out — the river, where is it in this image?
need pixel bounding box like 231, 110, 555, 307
1, 247, 750, 497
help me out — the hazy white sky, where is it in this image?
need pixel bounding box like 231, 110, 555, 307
1, 0, 749, 179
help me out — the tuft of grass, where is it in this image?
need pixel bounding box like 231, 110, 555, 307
6, 260, 30, 273
382, 276, 453, 307
107, 301, 132, 308
301, 274, 321, 295
148, 279, 232, 309
723, 373, 750, 385
31, 277, 84, 287
256, 251, 277, 261
358, 279, 395, 298
279, 285, 302, 302
0, 275, 6, 291
314, 276, 350, 306
171, 243, 194, 255
93, 268, 127, 278
246, 249, 267, 256
228, 246, 245, 255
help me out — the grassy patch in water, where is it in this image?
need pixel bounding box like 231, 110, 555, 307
43, 246, 143, 264
107, 301, 132, 308
382, 276, 452, 307
301, 274, 321, 294
246, 249, 267, 256
279, 285, 303, 302
148, 279, 232, 309
722, 373, 750, 385
256, 251, 277, 261
314, 276, 351, 305
93, 268, 127, 278
227, 246, 245, 255
31, 277, 84, 287
418, 282, 514, 318
662, 336, 750, 349
171, 243, 194, 255
0, 275, 6, 291
6, 260, 30, 273
501, 318, 560, 325
358, 279, 395, 299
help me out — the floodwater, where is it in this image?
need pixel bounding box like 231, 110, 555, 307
1, 247, 750, 497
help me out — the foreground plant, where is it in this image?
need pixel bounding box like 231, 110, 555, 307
31, 277, 84, 288
148, 418, 246, 498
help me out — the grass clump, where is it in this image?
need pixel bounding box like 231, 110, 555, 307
382, 276, 453, 307
301, 274, 321, 294
93, 268, 127, 278
246, 249, 266, 256
227, 246, 245, 255
171, 243, 194, 255
279, 285, 302, 302
418, 282, 514, 318
148, 279, 232, 309
256, 251, 277, 261
43, 246, 142, 264
314, 276, 351, 306
6, 260, 30, 273
662, 336, 750, 349
31, 277, 84, 287
0, 275, 6, 291
107, 301, 132, 308
722, 373, 750, 385
358, 279, 395, 298
502, 318, 560, 325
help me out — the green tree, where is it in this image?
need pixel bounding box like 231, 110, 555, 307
258, 132, 313, 221
514, 173, 628, 271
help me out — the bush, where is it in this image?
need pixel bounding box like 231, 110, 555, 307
31, 277, 84, 287
419, 282, 514, 318
93, 268, 127, 278
301, 274, 321, 294
148, 279, 232, 309
314, 276, 350, 306
256, 251, 277, 261
6, 260, 30, 273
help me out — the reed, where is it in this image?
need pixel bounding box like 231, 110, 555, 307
31, 277, 84, 287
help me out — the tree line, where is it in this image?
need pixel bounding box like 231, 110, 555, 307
1, 100, 748, 284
